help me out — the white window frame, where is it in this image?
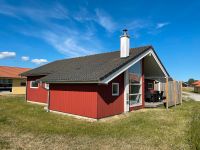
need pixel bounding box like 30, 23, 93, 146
45, 83, 49, 90
129, 83, 142, 107
112, 83, 119, 96
30, 81, 39, 89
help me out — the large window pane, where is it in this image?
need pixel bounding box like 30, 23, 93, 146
129, 94, 141, 105
128, 61, 142, 105
130, 84, 141, 94
129, 61, 141, 84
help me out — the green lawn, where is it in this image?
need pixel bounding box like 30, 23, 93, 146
0, 95, 199, 150
182, 87, 195, 93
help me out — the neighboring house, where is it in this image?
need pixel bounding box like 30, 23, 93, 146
192, 81, 200, 93
0, 66, 30, 94
21, 30, 171, 120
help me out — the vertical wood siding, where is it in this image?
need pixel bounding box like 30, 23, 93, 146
27, 76, 48, 103
49, 84, 98, 119
97, 73, 124, 119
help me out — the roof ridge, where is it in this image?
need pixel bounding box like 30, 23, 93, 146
55, 45, 152, 62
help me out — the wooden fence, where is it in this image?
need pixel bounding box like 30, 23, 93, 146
165, 78, 182, 109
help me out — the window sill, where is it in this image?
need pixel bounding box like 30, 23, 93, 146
30, 87, 39, 89
130, 103, 142, 107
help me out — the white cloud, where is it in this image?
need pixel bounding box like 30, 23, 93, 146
0, 1, 68, 23
31, 59, 48, 65
21, 56, 29, 61
0, 51, 16, 59
95, 9, 117, 32
156, 22, 170, 29
42, 31, 101, 57
0, 1, 103, 58
74, 8, 117, 33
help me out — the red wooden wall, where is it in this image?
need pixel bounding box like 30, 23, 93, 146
49, 84, 98, 119
27, 76, 48, 104
97, 73, 124, 119
49, 73, 125, 119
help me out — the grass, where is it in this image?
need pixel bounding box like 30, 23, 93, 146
182, 87, 200, 95
190, 102, 200, 150
0, 95, 200, 150
182, 87, 195, 93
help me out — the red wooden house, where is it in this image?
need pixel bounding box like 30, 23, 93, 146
21, 30, 170, 120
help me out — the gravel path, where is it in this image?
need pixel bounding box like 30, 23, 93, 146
182, 91, 200, 102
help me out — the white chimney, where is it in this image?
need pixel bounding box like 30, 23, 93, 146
120, 29, 130, 58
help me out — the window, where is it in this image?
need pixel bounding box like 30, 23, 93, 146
128, 61, 142, 105
112, 83, 119, 96
0, 79, 12, 92
0, 79, 12, 84
147, 83, 153, 89
30, 81, 38, 88
20, 82, 26, 86
45, 83, 49, 90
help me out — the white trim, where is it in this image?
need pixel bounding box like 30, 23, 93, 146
45, 83, 49, 90
27, 100, 47, 106
124, 70, 129, 112
130, 103, 142, 107
112, 83, 119, 96
129, 93, 142, 96
151, 50, 168, 77
49, 110, 97, 122
30, 81, 39, 88
100, 49, 169, 84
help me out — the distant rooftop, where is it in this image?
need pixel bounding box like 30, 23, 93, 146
0, 66, 31, 78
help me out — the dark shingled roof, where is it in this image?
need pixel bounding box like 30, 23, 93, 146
21, 45, 168, 83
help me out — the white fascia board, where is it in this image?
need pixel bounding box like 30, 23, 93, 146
150, 49, 169, 78
100, 49, 169, 84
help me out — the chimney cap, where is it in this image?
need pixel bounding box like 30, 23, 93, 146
121, 29, 130, 38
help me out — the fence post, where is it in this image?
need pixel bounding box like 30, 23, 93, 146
165, 77, 169, 110
173, 80, 176, 107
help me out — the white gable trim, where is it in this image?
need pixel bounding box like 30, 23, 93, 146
100, 48, 169, 84
150, 51, 168, 77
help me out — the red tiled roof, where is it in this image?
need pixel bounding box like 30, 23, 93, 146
0, 66, 31, 78
192, 81, 200, 87
192, 81, 200, 85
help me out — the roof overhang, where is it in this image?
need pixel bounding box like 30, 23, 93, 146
99, 48, 169, 84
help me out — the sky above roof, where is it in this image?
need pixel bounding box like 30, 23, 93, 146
0, 0, 199, 81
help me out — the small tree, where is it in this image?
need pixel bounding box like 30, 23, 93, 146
188, 78, 195, 86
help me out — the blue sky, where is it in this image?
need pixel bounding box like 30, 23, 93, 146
0, 0, 199, 81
